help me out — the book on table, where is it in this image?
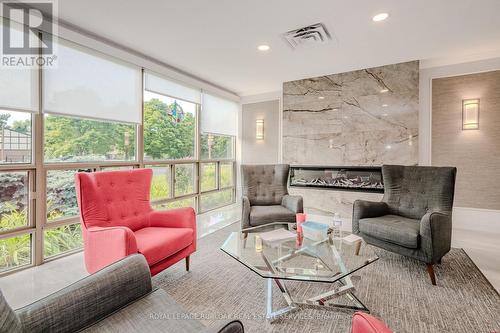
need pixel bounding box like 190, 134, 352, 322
259, 228, 296, 245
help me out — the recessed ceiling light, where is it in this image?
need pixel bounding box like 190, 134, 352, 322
372, 13, 389, 22
257, 44, 270, 51
382, 104, 388, 107
380, 88, 389, 93
382, 113, 388, 117
318, 96, 325, 100
385, 144, 392, 150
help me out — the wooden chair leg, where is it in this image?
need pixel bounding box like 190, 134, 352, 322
242, 232, 248, 248
426, 264, 436, 285
185, 256, 190, 271
354, 240, 362, 256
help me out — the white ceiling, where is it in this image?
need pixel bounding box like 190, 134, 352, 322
57, 0, 500, 96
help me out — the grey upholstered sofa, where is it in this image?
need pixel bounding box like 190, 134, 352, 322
0, 255, 244, 333
352, 165, 457, 285
241, 164, 303, 230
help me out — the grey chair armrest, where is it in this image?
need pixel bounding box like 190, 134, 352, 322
242, 196, 251, 229
202, 320, 244, 333
352, 200, 389, 234
420, 211, 452, 263
281, 194, 303, 213
16, 254, 152, 333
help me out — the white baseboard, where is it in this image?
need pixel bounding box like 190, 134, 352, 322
451, 206, 500, 250
452, 206, 500, 233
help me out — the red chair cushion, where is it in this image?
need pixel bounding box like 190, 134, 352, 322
352, 312, 393, 333
134, 227, 194, 266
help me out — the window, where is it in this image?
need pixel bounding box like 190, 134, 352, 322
200, 93, 238, 137
0, 110, 32, 164
46, 169, 91, 222
153, 197, 195, 210
200, 134, 234, 160
174, 164, 196, 197
150, 165, 171, 201
99, 166, 135, 171
44, 115, 136, 163
44, 224, 82, 258
200, 163, 216, 192
143, 91, 197, 161
197, 94, 237, 213
0, 19, 38, 112
0, 171, 29, 232
0, 33, 239, 274
43, 37, 142, 124
0, 233, 32, 272
220, 162, 234, 188
200, 189, 234, 212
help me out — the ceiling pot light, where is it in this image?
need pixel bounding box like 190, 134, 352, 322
380, 88, 389, 93
318, 96, 325, 100
257, 44, 270, 51
372, 13, 389, 22
382, 104, 388, 107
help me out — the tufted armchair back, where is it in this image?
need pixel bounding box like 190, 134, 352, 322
75, 169, 153, 231
382, 165, 457, 220
241, 164, 289, 206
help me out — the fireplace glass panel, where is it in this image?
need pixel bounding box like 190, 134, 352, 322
289, 167, 383, 192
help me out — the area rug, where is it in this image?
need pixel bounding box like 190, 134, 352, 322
153, 223, 500, 333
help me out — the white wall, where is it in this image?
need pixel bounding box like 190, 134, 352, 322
241, 93, 282, 165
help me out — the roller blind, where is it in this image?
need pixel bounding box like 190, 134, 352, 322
144, 71, 201, 104
43, 37, 142, 123
0, 18, 38, 112
201, 93, 239, 136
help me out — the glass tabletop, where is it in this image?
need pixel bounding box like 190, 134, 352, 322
221, 222, 379, 283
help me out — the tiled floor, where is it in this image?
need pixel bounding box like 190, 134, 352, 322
452, 228, 500, 294
1, 225, 498, 309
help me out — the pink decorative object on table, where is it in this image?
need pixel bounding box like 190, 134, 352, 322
296, 213, 306, 233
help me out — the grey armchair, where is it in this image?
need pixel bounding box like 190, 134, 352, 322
241, 164, 303, 231
352, 165, 457, 285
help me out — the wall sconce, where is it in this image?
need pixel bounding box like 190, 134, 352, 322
256, 119, 264, 140
462, 99, 480, 130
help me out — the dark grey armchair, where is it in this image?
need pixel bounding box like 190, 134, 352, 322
352, 165, 457, 285
241, 164, 303, 230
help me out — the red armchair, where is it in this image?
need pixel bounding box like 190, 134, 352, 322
352, 312, 393, 333
75, 168, 196, 276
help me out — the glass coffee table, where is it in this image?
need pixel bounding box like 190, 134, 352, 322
220, 223, 378, 321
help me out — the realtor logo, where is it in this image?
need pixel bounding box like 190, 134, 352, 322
1, 0, 57, 67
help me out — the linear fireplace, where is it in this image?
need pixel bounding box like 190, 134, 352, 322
289, 166, 384, 193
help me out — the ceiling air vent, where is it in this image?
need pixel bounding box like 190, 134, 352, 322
282, 23, 332, 49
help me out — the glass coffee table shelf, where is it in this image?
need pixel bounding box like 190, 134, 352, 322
220, 222, 379, 321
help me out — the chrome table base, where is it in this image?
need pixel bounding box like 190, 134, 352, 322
265, 275, 369, 322
263, 240, 370, 322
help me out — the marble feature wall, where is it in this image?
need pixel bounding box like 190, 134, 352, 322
283, 61, 419, 224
